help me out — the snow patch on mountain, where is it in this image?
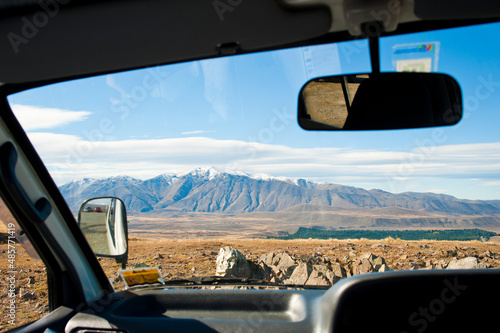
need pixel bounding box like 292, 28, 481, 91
58, 166, 500, 215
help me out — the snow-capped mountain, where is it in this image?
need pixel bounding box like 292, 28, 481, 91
58, 167, 500, 215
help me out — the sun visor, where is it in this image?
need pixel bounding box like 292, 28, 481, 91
0, 0, 331, 84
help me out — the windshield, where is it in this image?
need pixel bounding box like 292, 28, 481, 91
7, 22, 500, 289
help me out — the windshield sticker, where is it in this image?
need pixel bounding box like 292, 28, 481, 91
119, 267, 165, 289
302, 44, 341, 79
392, 42, 440, 72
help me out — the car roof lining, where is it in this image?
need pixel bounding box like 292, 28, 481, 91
0, 0, 332, 84
0, 0, 499, 86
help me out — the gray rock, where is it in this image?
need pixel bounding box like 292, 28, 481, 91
271, 252, 283, 266
378, 264, 392, 272
310, 265, 339, 284
250, 261, 275, 281
311, 264, 328, 274
324, 270, 341, 285
305, 269, 330, 286
331, 263, 347, 278
358, 252, 387, 272
446, 257, 487, 270
371, 256, 387, 271
215, 246, 251, 278
259, 252, 275, 266
284, 262, 311, 285
275, 252, 297, 277
352, 258, 374, 275
343, 264, 352, 277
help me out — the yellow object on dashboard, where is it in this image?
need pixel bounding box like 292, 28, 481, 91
119, 267, 164, 289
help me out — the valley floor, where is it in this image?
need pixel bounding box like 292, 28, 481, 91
127, 211, 500, 240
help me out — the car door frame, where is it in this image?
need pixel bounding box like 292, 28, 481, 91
0, 84, 114, 327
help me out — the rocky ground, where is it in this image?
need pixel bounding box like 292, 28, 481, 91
214, 244, 490, 287
2, 237, 500, 331
104, 237, 500, 290
210, 237, 499, 288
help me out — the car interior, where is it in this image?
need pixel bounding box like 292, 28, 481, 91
1, 0, 500, 332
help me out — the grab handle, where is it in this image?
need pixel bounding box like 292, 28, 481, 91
0, 142, 52, 224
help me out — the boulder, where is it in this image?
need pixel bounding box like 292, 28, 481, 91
305, 269, 330, 286
352, 258, 374, 275
215, 246, 251, 278
214, 249, 394, 285
309, 265, 339, 285
284, 262, 311, 285
325, 270, 340, 285
250, 261, 275, 281
275, 252, 298, 277
371, 256, 387, 271
271, 252, 284, 266
378, 264, 392, 272
446, 257, 487, 270
259, 252, 275, 266
343, 264, 352, 277
331, 263, 347, 278
309, 264, 342, 285
355, 253, 389, 273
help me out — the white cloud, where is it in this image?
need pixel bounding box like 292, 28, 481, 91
181, 130, 216, 135
11, 105, 91, 131
23, 133, 500, 198
482, 181, 500, 187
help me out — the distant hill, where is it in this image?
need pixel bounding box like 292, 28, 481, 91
59, 166, 500, 215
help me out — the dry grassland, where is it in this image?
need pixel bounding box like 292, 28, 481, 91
2, 227, 500, 331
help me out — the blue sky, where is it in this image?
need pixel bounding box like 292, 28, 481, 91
8, 22, 500, 200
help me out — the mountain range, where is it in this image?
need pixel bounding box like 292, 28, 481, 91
58, 166, 500, 216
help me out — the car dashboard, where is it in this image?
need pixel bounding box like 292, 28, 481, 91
63, 269, 500, 333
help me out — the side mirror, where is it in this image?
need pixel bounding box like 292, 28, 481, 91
298, 72, 462, 130
78, 197, 128, 269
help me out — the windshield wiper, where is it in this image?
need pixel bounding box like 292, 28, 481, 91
162, 276, 268, 286
160, 276, 328, 289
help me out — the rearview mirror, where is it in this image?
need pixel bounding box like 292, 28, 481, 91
298, 72, 462, 130
78, 197, 128, 268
